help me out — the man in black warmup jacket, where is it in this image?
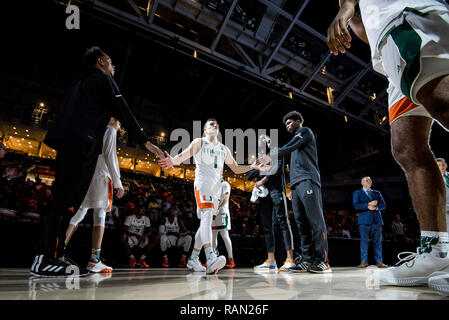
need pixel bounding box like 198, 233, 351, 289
261, 111, 331, 273
30, 46, 163, 277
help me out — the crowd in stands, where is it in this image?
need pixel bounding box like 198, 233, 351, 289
0, 150, 421, 266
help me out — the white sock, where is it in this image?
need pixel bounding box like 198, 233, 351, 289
191, 249, 200, 260
420, 231, 449, 257
140, 255, 146, 260
205, 246, 215, 260
129, 254, 135, 259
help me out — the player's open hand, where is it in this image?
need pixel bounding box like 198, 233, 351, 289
116, 187, 125, 199
158, 151, 174, 169
327, 1, 355, 55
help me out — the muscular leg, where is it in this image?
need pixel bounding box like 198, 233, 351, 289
417, 75, 449, 129
391, 116, 446, 231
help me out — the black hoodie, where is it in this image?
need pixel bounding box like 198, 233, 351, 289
270, 126, 321, 188
44, 68, 148, 154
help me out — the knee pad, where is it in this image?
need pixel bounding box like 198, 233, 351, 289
93, 208, 106, 227
69, 208, 88, 227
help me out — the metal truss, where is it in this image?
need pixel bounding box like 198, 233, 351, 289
70, 0, 390, 134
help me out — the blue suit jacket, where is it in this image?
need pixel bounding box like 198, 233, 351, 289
352, 189, 386, 225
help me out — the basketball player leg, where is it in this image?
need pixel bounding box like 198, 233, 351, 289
141, 234, 159, 266
86, 208, 111, 272
187, 227, 206, 272
160, 234, 170, 267
271, 189, 294, 271
212, 229, 219, 251
65, 207, 89, 248
299, 181, 330, 273
219, 230, 233, 260
254, 197, 277, 271
220, 230, 236, 268
290, 185, 313, 272
121, 233, 136, 267
199, 207, 226, 274
378, 115, 449, 286
31, 141, 97, 276
178, 234, 192, 267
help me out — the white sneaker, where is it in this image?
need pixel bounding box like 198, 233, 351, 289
279, 259, 295, 272
428, 272, 449, 296
187, 257, 206, 272
377, 249, 449, 286
86, 260, 113, 273
206, 255, 226, 274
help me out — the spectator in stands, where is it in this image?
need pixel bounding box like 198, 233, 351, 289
391, 214, 407, 243
0, 143, 6, 159
147, 195, 159, 223
159, 207, 192, 268
121, 206, 159, 268
436, 158, 449, 235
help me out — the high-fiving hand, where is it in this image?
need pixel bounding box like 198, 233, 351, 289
327, 0, 356, 55
158, 151, 174, 169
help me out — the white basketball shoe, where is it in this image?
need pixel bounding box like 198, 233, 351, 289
87, 260, 113, 273
428, 272, 449, 296
376, 249, 449, 286
187, 257, 206, 272
206, 254, 226, 274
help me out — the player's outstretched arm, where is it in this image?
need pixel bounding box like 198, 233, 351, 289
158, 138, 202, 169
327, 0, 357, 55
224, 146, 269, 174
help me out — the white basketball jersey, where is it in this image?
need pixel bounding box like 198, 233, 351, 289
124, 214, 151, 236
164, 217, 179, 233
193, 138, 227, 197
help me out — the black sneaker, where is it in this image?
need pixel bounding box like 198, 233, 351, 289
30, 255, 88, 277
308, 261, 332, 274
289, 255, 311, 273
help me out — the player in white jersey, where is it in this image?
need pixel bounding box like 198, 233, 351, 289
63, 117, 124, 273
159, 207, 192, 268
212, 180, 235, 268
158, 118, 267, 274
122, 206, 159, 268
328, 0, 449, 293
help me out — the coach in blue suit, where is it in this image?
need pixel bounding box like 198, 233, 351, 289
353, 176, 388, 268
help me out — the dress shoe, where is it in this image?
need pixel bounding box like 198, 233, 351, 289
358, 262, 368, 268
377, 262, 388, 268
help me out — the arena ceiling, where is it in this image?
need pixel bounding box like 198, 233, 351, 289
1, 0, 449, 184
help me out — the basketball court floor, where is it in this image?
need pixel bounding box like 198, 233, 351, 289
0, 267, 447, 300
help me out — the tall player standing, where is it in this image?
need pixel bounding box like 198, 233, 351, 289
158, 119, 267, 274
328, 0, 449, 291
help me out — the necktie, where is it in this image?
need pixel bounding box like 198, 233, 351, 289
444, 174, 449, 188
366, 190, 371, 200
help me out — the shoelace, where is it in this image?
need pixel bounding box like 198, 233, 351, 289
395, 248, 420, 267
317, 262, 328, 270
